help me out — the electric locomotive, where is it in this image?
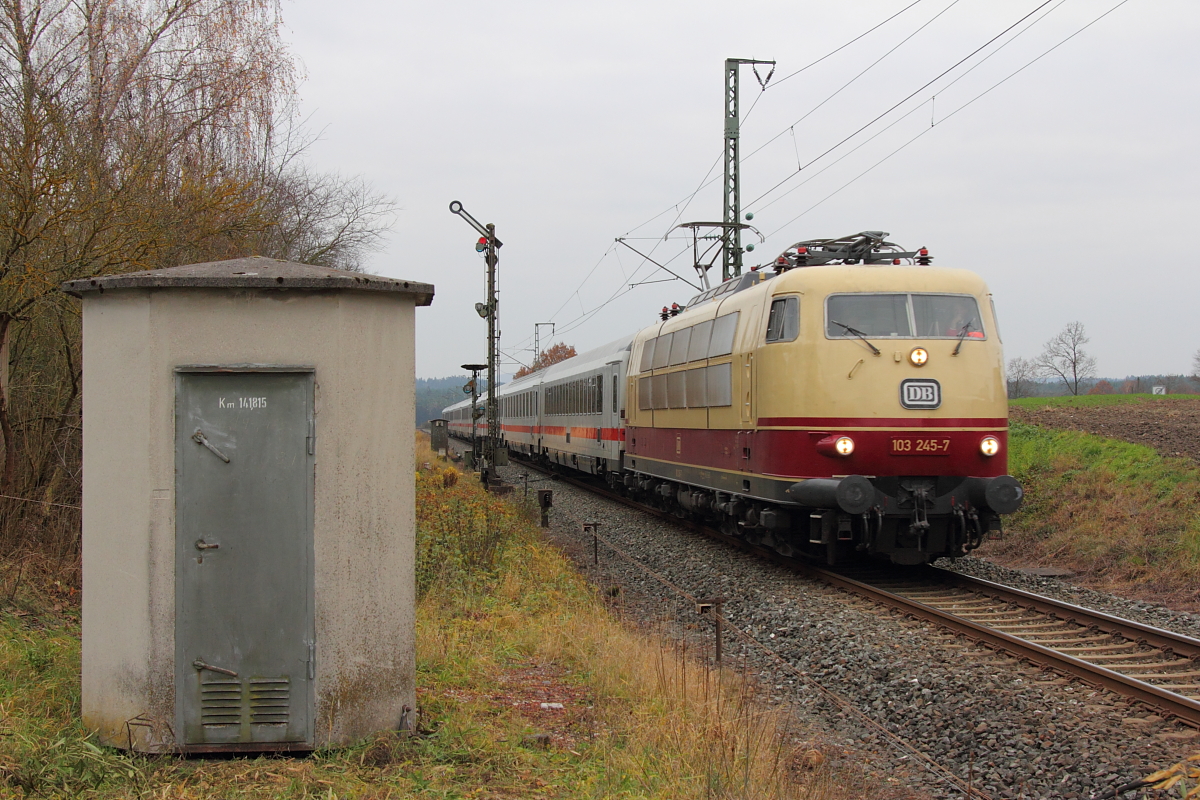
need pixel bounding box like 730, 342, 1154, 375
445, 232, 1022, 565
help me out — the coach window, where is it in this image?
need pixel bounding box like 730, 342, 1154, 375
651, 374, 668, 409
639, 338, 656, 372
708, 312, 739, 357
687, 320, 712, 362
667, 371, 687, 408
765, 296, 800, 343
684, 367, 707, 407
651, 332, 673, 369
705, 362, 732, 407
668, 327, 691, 365
638, 376, 653, 410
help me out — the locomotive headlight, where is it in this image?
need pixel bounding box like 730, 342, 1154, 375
980, 436, 1000, 457
834, 436, 855, 456
909, 347, 929, 367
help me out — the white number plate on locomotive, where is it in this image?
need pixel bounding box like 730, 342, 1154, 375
890, 437, 951, 455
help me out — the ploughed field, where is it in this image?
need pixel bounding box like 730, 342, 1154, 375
1009, 395, 1200, 463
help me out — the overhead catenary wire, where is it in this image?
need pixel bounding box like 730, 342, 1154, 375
765, 0, 1136, 237
740, 0, 966, 170
744, 0, 1057, 211
768, 0, 930, 88
507, 0, 1116, 352
546, 2, 1052, 345
750, 0, 1071, 217
527, 2, 948, 347
617, 0, 932, 241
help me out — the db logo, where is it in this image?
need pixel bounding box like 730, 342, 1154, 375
900, 379, 941, 409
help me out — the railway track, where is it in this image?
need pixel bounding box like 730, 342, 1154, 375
820, 565, 1200, 730
501, 453, 1200, 731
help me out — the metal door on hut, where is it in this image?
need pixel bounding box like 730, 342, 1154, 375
175, 368, 315, 749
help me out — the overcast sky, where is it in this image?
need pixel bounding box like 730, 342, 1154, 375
283, 0, 1197, 380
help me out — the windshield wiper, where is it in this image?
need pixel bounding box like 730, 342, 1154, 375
830, 320, 881, 356
952, 322, 973, 356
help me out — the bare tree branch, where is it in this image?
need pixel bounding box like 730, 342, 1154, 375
1035, 321, 1097, 396
1006, 356, 1037, 399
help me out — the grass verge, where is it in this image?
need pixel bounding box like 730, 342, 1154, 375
980, 422, 1200, 604
1008, 393, 1167, 410
0, 436, 869, 799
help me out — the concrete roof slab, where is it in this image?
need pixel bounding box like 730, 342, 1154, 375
62, 257, 434, 306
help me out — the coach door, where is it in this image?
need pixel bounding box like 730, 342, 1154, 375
175, 369, 315, 748
607, 364, 621, 456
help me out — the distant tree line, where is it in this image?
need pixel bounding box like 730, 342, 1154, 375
417, 342, 582, 426
0, 0, 395, 560
416, 377, 471, 428
1008, 323, 1199, 399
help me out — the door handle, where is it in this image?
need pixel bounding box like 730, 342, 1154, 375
193, 659, 238, 677
191, 429, 230, 463
195, 539, 219, 551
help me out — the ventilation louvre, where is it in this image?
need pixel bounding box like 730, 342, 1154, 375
250, 678, 291, 725
200, 676, 291, 727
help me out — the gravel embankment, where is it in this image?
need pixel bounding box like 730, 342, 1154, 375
484, 458, 1198, 800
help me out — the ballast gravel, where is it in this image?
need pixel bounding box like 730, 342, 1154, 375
489, 462, 1199, 800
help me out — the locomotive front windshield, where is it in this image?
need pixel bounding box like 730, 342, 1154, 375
825, 293, 984, 339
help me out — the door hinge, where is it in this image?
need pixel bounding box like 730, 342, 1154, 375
307, 642, 315, 680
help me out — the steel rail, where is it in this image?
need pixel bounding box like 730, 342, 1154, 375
491, 446, 1200, 728
807, 566, 1200, 729
929, 568, 1200, 660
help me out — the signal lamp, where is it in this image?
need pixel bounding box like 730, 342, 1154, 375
893, 259, 900, 265
909, 347, 929, 366
980, 436, 1000, 457
834, 436, 855, 456
475, 237, 488, 252
796, 246, 808, 254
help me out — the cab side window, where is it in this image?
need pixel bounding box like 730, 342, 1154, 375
765, 297, 799, 343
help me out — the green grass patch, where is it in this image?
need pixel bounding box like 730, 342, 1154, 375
0, 439, 860, 799
1009, 393, 1166, 410
993, 422, 1200, 590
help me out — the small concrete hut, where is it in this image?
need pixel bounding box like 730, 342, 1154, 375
63, 257, 434, 753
